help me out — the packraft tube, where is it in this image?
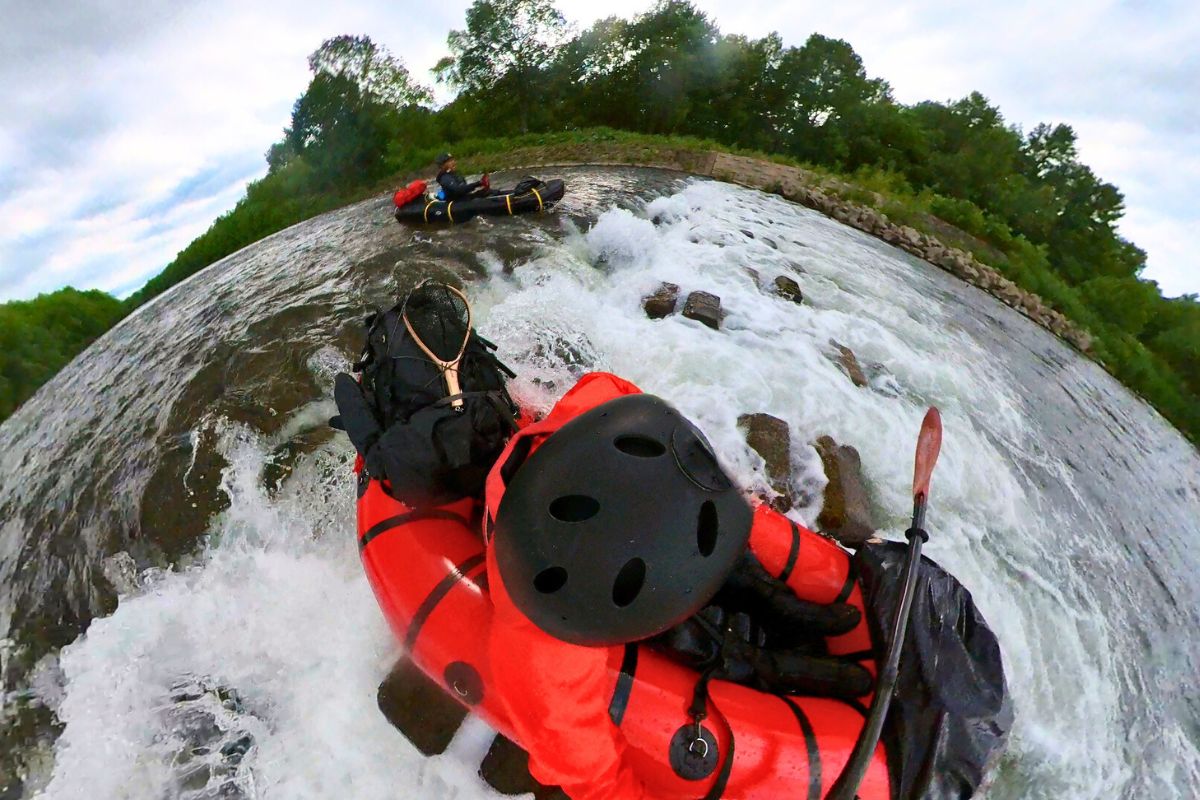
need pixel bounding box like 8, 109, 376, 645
395, 178, 565, 225
356, 469, 891, 799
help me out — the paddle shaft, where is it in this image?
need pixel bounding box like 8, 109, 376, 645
827, 408, 941, 798
826, 495, 928, 800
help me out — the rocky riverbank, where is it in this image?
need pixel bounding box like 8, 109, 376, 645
474, 144, 1094, 353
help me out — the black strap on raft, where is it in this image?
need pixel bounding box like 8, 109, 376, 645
688, 668, 716, 757
689, 674, 735, 800
376, 656, 468, 757
666, 666, 737, 799
779, 521, 802, 583
608, 644, 639, 727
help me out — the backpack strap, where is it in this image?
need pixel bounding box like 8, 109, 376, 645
352, 308, 384, 371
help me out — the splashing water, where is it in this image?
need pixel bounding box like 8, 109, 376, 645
5, 171, 1197, 799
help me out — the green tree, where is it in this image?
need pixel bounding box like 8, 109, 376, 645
435, 0, 568, 133
308, 34, 432, 108
274, 35, 429, 183
0, 288, 125, 421
287, 72, 392, 184
771, 34, 891, 165
541, 17, 633, 128
1142, 294, 1200, 394
613, 1, 720, 133
1078, 275, 1163, 336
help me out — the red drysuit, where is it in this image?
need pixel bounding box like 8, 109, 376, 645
482, 373, 848, 800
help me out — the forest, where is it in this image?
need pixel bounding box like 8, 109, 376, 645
2, 0, 1197, 441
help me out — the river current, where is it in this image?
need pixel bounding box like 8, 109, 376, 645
1, 167, 1197, 799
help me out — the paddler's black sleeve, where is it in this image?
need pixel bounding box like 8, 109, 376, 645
437, 171, 480, 201
334, 373, 382, 457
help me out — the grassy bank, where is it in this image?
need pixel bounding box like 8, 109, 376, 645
3, 128, 1197, 445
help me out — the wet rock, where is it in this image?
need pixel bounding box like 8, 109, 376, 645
682, 291, 721, 330
163, 676, 257, 799
738, 413, 794, 512
643, 282, 680, 319
814, 436, 876, 546
865, 361, 901, 398
773, 276, 803, 305
830, 341, 869, 388
744, 267, 761, 286
101, 551, 140, 595
741, 228, 755, 239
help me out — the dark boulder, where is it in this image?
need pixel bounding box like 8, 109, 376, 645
773, 276, 803, 305
814, 435, 876, 546
642, 282, 680, 319
738, 413, 794, 512
830, 340, 868, 388
682, 291, 721, 330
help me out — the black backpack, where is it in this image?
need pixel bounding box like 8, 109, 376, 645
346, 299, 519, 509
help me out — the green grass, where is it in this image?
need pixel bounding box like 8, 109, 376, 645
4, 127, 1196, 445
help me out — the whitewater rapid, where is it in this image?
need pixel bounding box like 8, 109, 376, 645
8, 174, 1198, 799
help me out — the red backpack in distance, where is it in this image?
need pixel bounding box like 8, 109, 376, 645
393, 179, 427, 208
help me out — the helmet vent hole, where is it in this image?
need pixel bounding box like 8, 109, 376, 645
549, 495, 600, 522
614, 435, 666, 458
612, 558, 646, 607
534, 567, 568, 594
697, 501, 719, 557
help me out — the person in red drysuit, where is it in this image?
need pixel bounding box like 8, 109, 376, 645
481, 372, 871, 800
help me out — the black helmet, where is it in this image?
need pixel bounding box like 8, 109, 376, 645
494, 394, 752, 646
435, 152, 452, 166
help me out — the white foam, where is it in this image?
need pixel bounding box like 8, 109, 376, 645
35, 423, 509, 800
35, 177, 1197, 798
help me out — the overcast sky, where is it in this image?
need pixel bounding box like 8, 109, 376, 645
1, 0, 1196, 302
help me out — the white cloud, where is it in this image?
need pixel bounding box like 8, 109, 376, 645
1, 0, 1197, 301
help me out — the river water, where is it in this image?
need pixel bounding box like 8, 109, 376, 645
1, 167, 1197, 799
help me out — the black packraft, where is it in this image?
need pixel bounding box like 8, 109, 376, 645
350, 298, 519, 508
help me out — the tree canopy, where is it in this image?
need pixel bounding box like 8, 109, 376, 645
273, 36, 431, 186
5, 7, 1196, 443
0, 288, 125, 420
435, 0, 568, 132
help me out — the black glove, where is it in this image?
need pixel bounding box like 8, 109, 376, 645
333, 372, 489, 508
333, 373, 382, 457
750, 648, 874, 698
717, 553, 861, 646
655, 553, 874, 699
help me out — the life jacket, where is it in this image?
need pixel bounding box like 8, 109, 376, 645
393, 179, 426, 208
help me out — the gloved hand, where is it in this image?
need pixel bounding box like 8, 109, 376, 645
332, 372, 490, 508
656, 552, 874, 699
717, 553, 861, 647
333, 373, 382, 459
480, 173, 490, 190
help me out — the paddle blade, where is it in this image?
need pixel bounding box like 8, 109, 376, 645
912, 407, 943, 502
